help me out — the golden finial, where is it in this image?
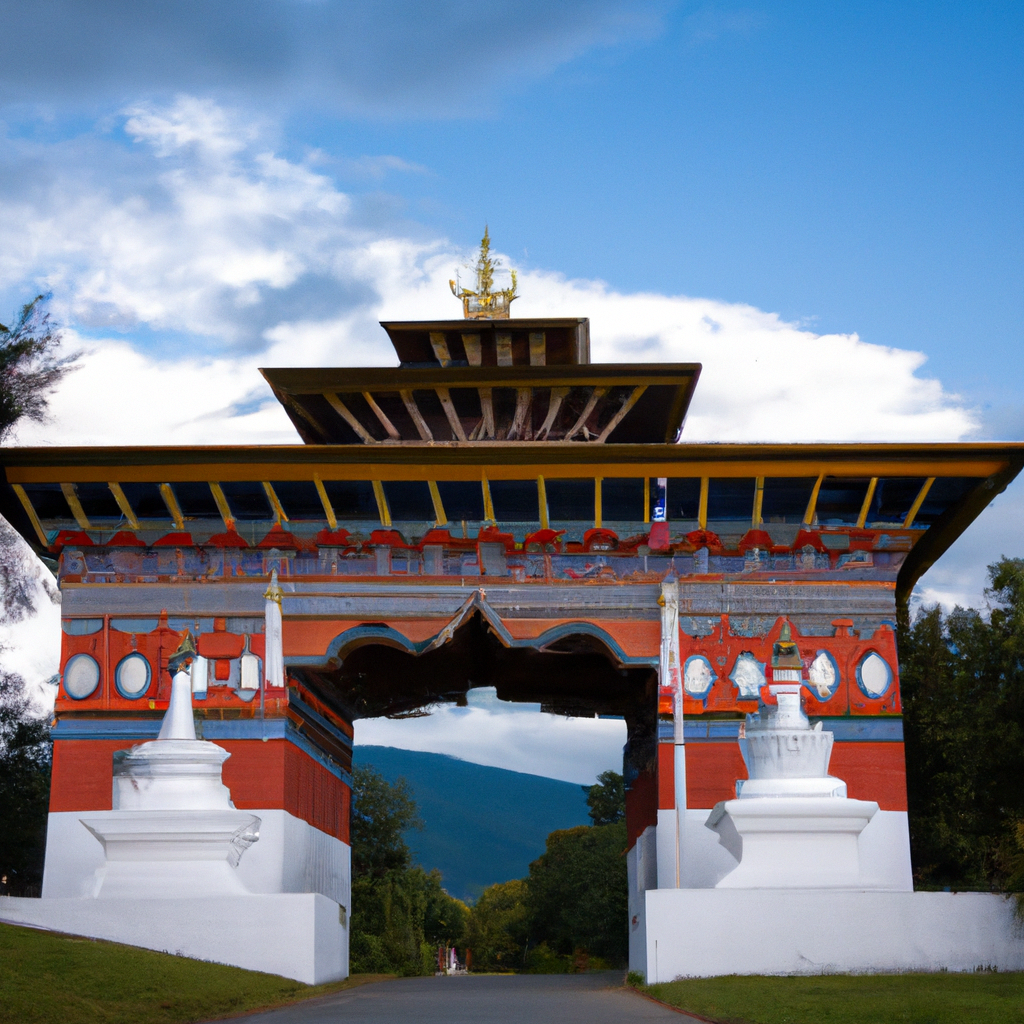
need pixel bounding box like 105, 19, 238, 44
264, 568, 283, 606
449, 226, 519, 319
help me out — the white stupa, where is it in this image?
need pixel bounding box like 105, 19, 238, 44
80, 634, 261, 899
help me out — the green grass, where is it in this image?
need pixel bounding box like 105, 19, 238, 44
0, 922, 392, 1024
643, 972, 1024, 1024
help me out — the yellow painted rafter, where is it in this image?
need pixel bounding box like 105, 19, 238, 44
159, 484, 185, 530
481, 474, 495, 523
107, 482, 139, 529
313, 474, 338, 530
262, 481, 289, 523
371, 480, 392, 527
12, 485, 47, 546
752, 477, 765, 527
538, 475, 549, 530
594, 477, 603, 528
697, 477, 709, 530
903, 477, 936, 528
208, 482, 235, 530
60, 483, 91, 530
428, 480, 447, 526
803, 474, 825, 526
856, 477, 879, 529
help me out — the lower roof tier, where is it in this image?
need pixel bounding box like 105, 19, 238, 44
4, 441, 1022, 606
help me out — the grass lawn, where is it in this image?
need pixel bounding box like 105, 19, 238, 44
0, 922, 392, 1024
643, 972, 1024, 1024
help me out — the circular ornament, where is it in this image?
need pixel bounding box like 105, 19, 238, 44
857, 651, 892, 698
115, 652, 151, 699
63, 653, 100, 700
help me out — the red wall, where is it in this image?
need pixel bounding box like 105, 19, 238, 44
50, 738, 350, 843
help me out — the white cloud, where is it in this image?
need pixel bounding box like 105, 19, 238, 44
355, 688, 626, 785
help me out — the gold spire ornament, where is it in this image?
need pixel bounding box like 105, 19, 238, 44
449, 227, 519, 319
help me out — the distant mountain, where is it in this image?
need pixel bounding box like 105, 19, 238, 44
353, 745, 591, 903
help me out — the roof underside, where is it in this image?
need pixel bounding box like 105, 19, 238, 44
3, 441, 1022, 605
261, 364, 701, 445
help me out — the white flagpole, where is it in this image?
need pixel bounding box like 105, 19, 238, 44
660, 578, 685, 888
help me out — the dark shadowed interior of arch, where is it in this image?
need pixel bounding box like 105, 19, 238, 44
291, 610, 657, 784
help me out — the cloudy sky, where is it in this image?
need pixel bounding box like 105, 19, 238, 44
2, 2, 1022, 780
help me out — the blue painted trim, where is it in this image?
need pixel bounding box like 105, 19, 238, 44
202, 720, 286, 740
289, 624, 420, 666
51, 714, 355, 781
525, 621, 657, 667
658, 717, 904, 743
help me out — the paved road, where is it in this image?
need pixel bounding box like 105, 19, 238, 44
228, 973, 695, 1023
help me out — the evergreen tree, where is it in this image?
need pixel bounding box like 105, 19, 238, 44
0, 662, 51, 895
583, 770, 625, 826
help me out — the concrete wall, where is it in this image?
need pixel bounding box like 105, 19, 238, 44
642, 889, 1024, 980
0, 893, 347, 984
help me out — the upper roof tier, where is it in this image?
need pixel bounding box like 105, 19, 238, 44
261, 318, 701, 446
382, 318, 590, 366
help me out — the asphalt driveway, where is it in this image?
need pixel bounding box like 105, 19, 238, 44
224, 972, 696, 1023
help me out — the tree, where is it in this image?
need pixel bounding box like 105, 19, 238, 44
466, 878, 529, 971
583, 770, 625, 826
899, 557, 1024, 890
0, 295, 74, 442
0, 661, 51, 896
350, 764, 421, 879
525, 822, 628, 963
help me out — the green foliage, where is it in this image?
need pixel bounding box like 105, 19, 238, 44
348, 765, 467, 976
0, 668, 50, 896
0, 295, 75, 443
350, 764, 421, 879
900, 557, 1024, 890
525, 822, 628, 964
0, 921, 389, 1024
582, 770, 625, 826
646, 971, 1024, 1024
465, 878, 530, 971
626, 970, 645, 987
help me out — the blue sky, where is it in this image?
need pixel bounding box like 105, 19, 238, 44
2, 1, 1022, 776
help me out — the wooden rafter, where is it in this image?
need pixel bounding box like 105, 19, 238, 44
529, 332, 546, 366
429, 332, 452, 367
536, 387, 569, 440
399, 390, 433, 442
324, 392, 376, 444
435, 388, 467, 441
698, 476, 709, 530
362, 392, 401, 440
477, 388, 496, 439
495, 332, 513, 366
462, 333, 482, 366
595, 386, 647, 443
507, 388, 533, 440
564, 388, 607, 441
